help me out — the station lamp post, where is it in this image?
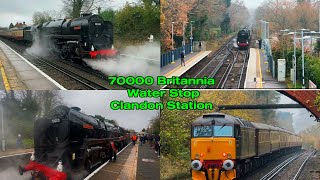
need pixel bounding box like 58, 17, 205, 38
280, 29, 290, 58
287, 31, 297, 88
171, 22, 176, 64
182, 21, 189, 54
286, 29, 319, 89
190, 21, 194, 53
300, 29, 310, 89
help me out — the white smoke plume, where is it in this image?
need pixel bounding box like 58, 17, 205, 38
24, 31, 51, 57
84, 42, 160, 78
0, 167, 29, 180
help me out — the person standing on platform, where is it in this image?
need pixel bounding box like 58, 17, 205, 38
111, 141, 118, 162
140, 135, 144, 146
180, 51, 185, 66
16, 134, 23, 149
154, 134, 160, 154
132, 134, 137, 146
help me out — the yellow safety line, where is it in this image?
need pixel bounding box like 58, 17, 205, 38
164, 51, 205, 78
257, 49, 263, 88
0, 60, 10, 90
100, 169, 119, 174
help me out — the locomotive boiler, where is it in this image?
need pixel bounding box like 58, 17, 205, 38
18, 105, 129, 180
0, 13, 119, 61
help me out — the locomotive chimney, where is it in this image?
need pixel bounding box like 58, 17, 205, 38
81, 13, 92, 17
71, 107, 81, 111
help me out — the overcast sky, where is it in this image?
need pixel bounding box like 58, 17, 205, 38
276, 92, 318, 133
60, 90, 159, 132
0, 0, 138, 27
243, 0, 265, 9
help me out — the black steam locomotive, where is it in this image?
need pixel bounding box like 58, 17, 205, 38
237, 28, 251, 50
0, 13, 119, 60
18, 105, 130, 180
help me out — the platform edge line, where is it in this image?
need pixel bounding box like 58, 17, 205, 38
84, 142, 132, 180
0, 58, 11, 90
0, 40, 66, 90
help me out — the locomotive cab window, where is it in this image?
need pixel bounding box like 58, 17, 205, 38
214, 125, 233, 137
192, 125, 234, 137
193, 125, 212, 137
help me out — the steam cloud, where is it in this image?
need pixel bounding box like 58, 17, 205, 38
0, 167, 29, 180
24, 31, 51, 57
84, 42, 160, 78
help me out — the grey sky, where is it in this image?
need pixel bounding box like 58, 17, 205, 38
276, 92, 317, 133
60, 90, 159, 132
243, 0, 265, 9
0, 0, 138, 27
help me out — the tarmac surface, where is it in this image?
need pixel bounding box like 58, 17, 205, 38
245, 48, 287, 89
0, 40, 63, 90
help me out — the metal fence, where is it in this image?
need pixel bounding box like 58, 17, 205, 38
262, 38, 274, 77
161, 44, 192, 68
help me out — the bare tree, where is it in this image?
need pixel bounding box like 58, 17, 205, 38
62, 0, 113, 18
36, 91, 63, 117
32, 11, 53, 25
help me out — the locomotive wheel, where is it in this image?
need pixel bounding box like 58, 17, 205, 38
60, 47, 70, 60
61, 51, 70, 60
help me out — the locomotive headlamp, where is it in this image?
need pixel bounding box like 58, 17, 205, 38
222, 160, 234, 171
195, 153, 200, 159
227, 153, 232, 159
91, 45, 95, 51
57, 160, 63, 172
191, 160, 202, 171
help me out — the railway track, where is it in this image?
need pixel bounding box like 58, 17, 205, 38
0, 37, 136, 90
205, 50, 248, 89
182, 36, 236, 89
292, 149, 317, 180
166, 34, 249, 89
260, 149, 316, 180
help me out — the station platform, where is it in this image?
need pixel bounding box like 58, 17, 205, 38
0, 148, 33, 158
0, 40, 65, 90
86, 140, 159, 180
245, 48, 287, 89
161, 51, 212, 78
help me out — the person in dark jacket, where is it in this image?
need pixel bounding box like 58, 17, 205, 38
154, 134, 160, 154
16, 134, 23, 149
180, 51, 185, 66
140, 135, 144, 146
111, 141, 118, 162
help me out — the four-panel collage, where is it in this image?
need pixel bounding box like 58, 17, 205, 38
0, 0, 319, 180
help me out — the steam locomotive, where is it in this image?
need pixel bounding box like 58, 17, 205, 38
18, 105, 130, 180
237, 28, 251, 50
0, 13, 119, 60
190, 113, 302, 180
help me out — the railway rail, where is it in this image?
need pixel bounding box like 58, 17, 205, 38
167, 34, 249, 89
205, 49, 248, 89
292, 149, 317, 180
260, 149, 316, 180
0, 37, 136, 90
